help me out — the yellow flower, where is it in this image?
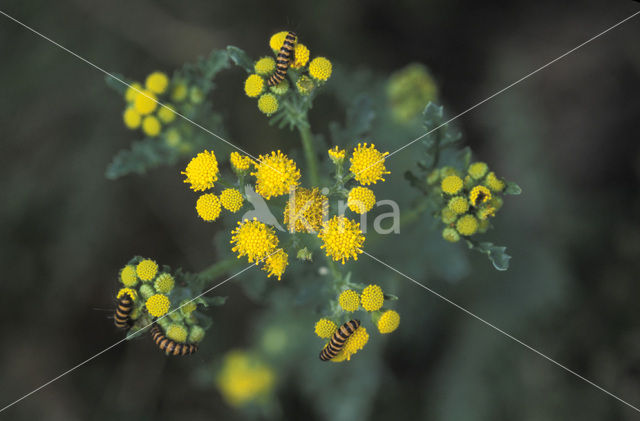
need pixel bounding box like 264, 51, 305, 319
469, 185, 491, 206
318, 216, 365, 264
230, 152, 253, 172
125, 82, 142, 102
157, 105, 176, 123
387, 63, 438, 123
296, 75, 314, 95
468, 162, 488, 179
485, 171, 505, 192
314, 319, 337, 339
361, 284, 384, 311
377, 310, 400, 334
347, 187, 376, 214
349, 142, 390, 185
257, 93, 279, 115
290, 43, 310, 68
133, 89, 158, 115
182, 150, 219, 192
220, 188, 244, 212
283, 187, 328, 233
338, 290, 360, 312
309, 57, 332, 81
331, 326, 369, 362
244, 74, 265, 98
456, 214, 478, 236
117, 287, 137, 301
166, 323, 188, 343
442, 227, 460, 242
154, 273, 175, 294
448, 196, 469, 215
142, 115, 161, 137
328, 146, 346, 162
254, 57, 276, 76
251, 150, 301, 199
216, 350, 275, 407
120, 265, 138, 287
137, 259, 158, 281
189, 325, 205, 343
196, 193, 222, 222
269, 31, 290, 51
477, 205, 496, 220
230, 218, 279, 263
441, 207, 458, 224
145, 71, 169, 94
146, 294, 170, 317
171, 81, 188, 102
123, 108, 141, 129
441, 175, 463, 195
262, 248, 288, 280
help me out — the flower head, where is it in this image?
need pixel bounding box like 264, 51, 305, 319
196, 193, 222, 222
349, 143, 390, 186
468, 162, 488, 180
123, 108, 141, 129
485, 171, 505, 192
296, 75, 314, 95
133, 89, 158, 115
469, 185, 492, 207
216, 350, 275, 407
125, 82, 142, 102
318, 216, 365, 264
142, 115, 161, 137
244, 74, 265, 98
262, 249, 288, 280
448, 196, 469, 215
154, 273, 175, 294
347, 187, 376, 214
137, 259, 158, 281
283, 187, 328, 233
230, 219, 279, 263
476, 205, 496, 220
290, 43, 310, 68
377, 310, 400, 334
145, 71, 169, 94
269, 31, 290, 52
456, 214, 479, 236
120, 265, 138, 287
166, 323, 188, 343
251, 151, 300, 199
328, 146, 346, 162
146, 294, 170, 317
117, 287, 137, 301
331, 326, 369, 362
171, 82, 188, 102
442, 227, 460, 242
441, 175, 463, 195
314, 318, 337, 339
182, 150, 219, 192
441, 208, 458, 225
189, 325, 206, 343
309, 57, 332, 81
254, 57, 276, 76
220, 189, 244, 213
230, 152, 253, 172
157, 105, 176, 123
338, 289, 360, 312
361, 284, 384, 311
257, 93, 279, 115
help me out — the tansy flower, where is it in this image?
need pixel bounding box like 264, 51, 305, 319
125, 82, 142, 102
269, 31, 290, 52
441, 207, 458, 224
361, 284, 384, 311
469, 185, 491, 207
349, 143, 390, 185
230, 218, 279, 263
180, 300, 197, 316
262, 249, 288, 280
196, 193, 222, 222
442, 227, 460, 242
468, 162, 488, 179
133, 89, 158, 115
251, 150, 300, 199
123, 108, 141, 129
244, 74, 264, 98
485, 171, 505, 192
182, 150, 219, 192
120, 265, 138, 287
314, 319, 337, 339
220, 189, 244, 213
117, 287, 137, 301
328, 146, 346, 162
347, 187, 376, 214
142, 115, 161, 137
283, 187, 328, 233
146, 294, 170, 317
154, 273, 175, 294
171, 82, 188, 102
254, 57, 276, 76
448, 196, 469, 215
290, 43, 310, 68
230, 152, 253, 172
318, 216, 365, 264
309, 57, 332, 81
145, 71, 169, 94
338, 290, 360, 312
441, 175, 463, 195
216, 351, 275, 407
269, 79, 289, 95
296, 75, 314, 95
137, 259, 158, 281
166, 323, 188, 343
456, 214, 478, 236
330, 326, 369, 362
257, 93, 279, 115
377, 310, 400, 334
157, 105, 176, 123
139, 284, 155, 300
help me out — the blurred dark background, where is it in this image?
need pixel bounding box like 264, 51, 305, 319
1, 1, 640, 420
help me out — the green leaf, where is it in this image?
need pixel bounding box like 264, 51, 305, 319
202, 296, 228, 306
105, 137, 177, 179
345, 94, 375, 137
505, 181, 522, 195
468, 241, 512, 271
226, 46, 254, 73
199, 49, 230, 79
421, 102, 461, 148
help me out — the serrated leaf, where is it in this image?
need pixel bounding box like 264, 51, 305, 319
468, 241, 512, 271
200, 49, 230, 79
505, 181, 522, 195
226, 46, 254, 73
105, 138, 177, 179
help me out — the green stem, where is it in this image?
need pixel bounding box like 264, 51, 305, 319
297, 123, 320, 187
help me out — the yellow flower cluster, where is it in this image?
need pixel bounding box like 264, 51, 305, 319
331, 326, 369, 362
145, 293, 170, 317
338, 289, 360, 312
328, 146, 346, 162
230, 218, 279, 263
377, 310, 400, 334
182, 150, 219, 192
318, 216, 365, 264
262, 249, 289, 280
120, 265, 138, 287
230, 152, 253, 172
251, 150, 301, 199
349, 143, 390, 185
387, 63, 438, 123
314, 319, 337, 339
216, 350, 275, 408
283, 187, 328, 233
220, 188, 244, 213
154, 273, 175, 294
196, 193, 222, 222
137, 259, 158, 281
347, 186, 376, 214
166, 323, 188, 343
361, 284, 384, 311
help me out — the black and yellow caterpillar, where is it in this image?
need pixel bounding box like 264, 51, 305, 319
267, 31, 297, 86
114, 293, 134, 329
150, 324, 198, 356
319, 319, 360, 361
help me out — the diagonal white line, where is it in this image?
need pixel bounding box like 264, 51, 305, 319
354, 9, 640, 177
0, 260, 260, 414
361, 250, 640, 414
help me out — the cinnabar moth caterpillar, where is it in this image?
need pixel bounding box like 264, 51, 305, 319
319, 319, 360, 361
114, 294, 134, 329
150, 324, 198, 356
267, 31, 297, 86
